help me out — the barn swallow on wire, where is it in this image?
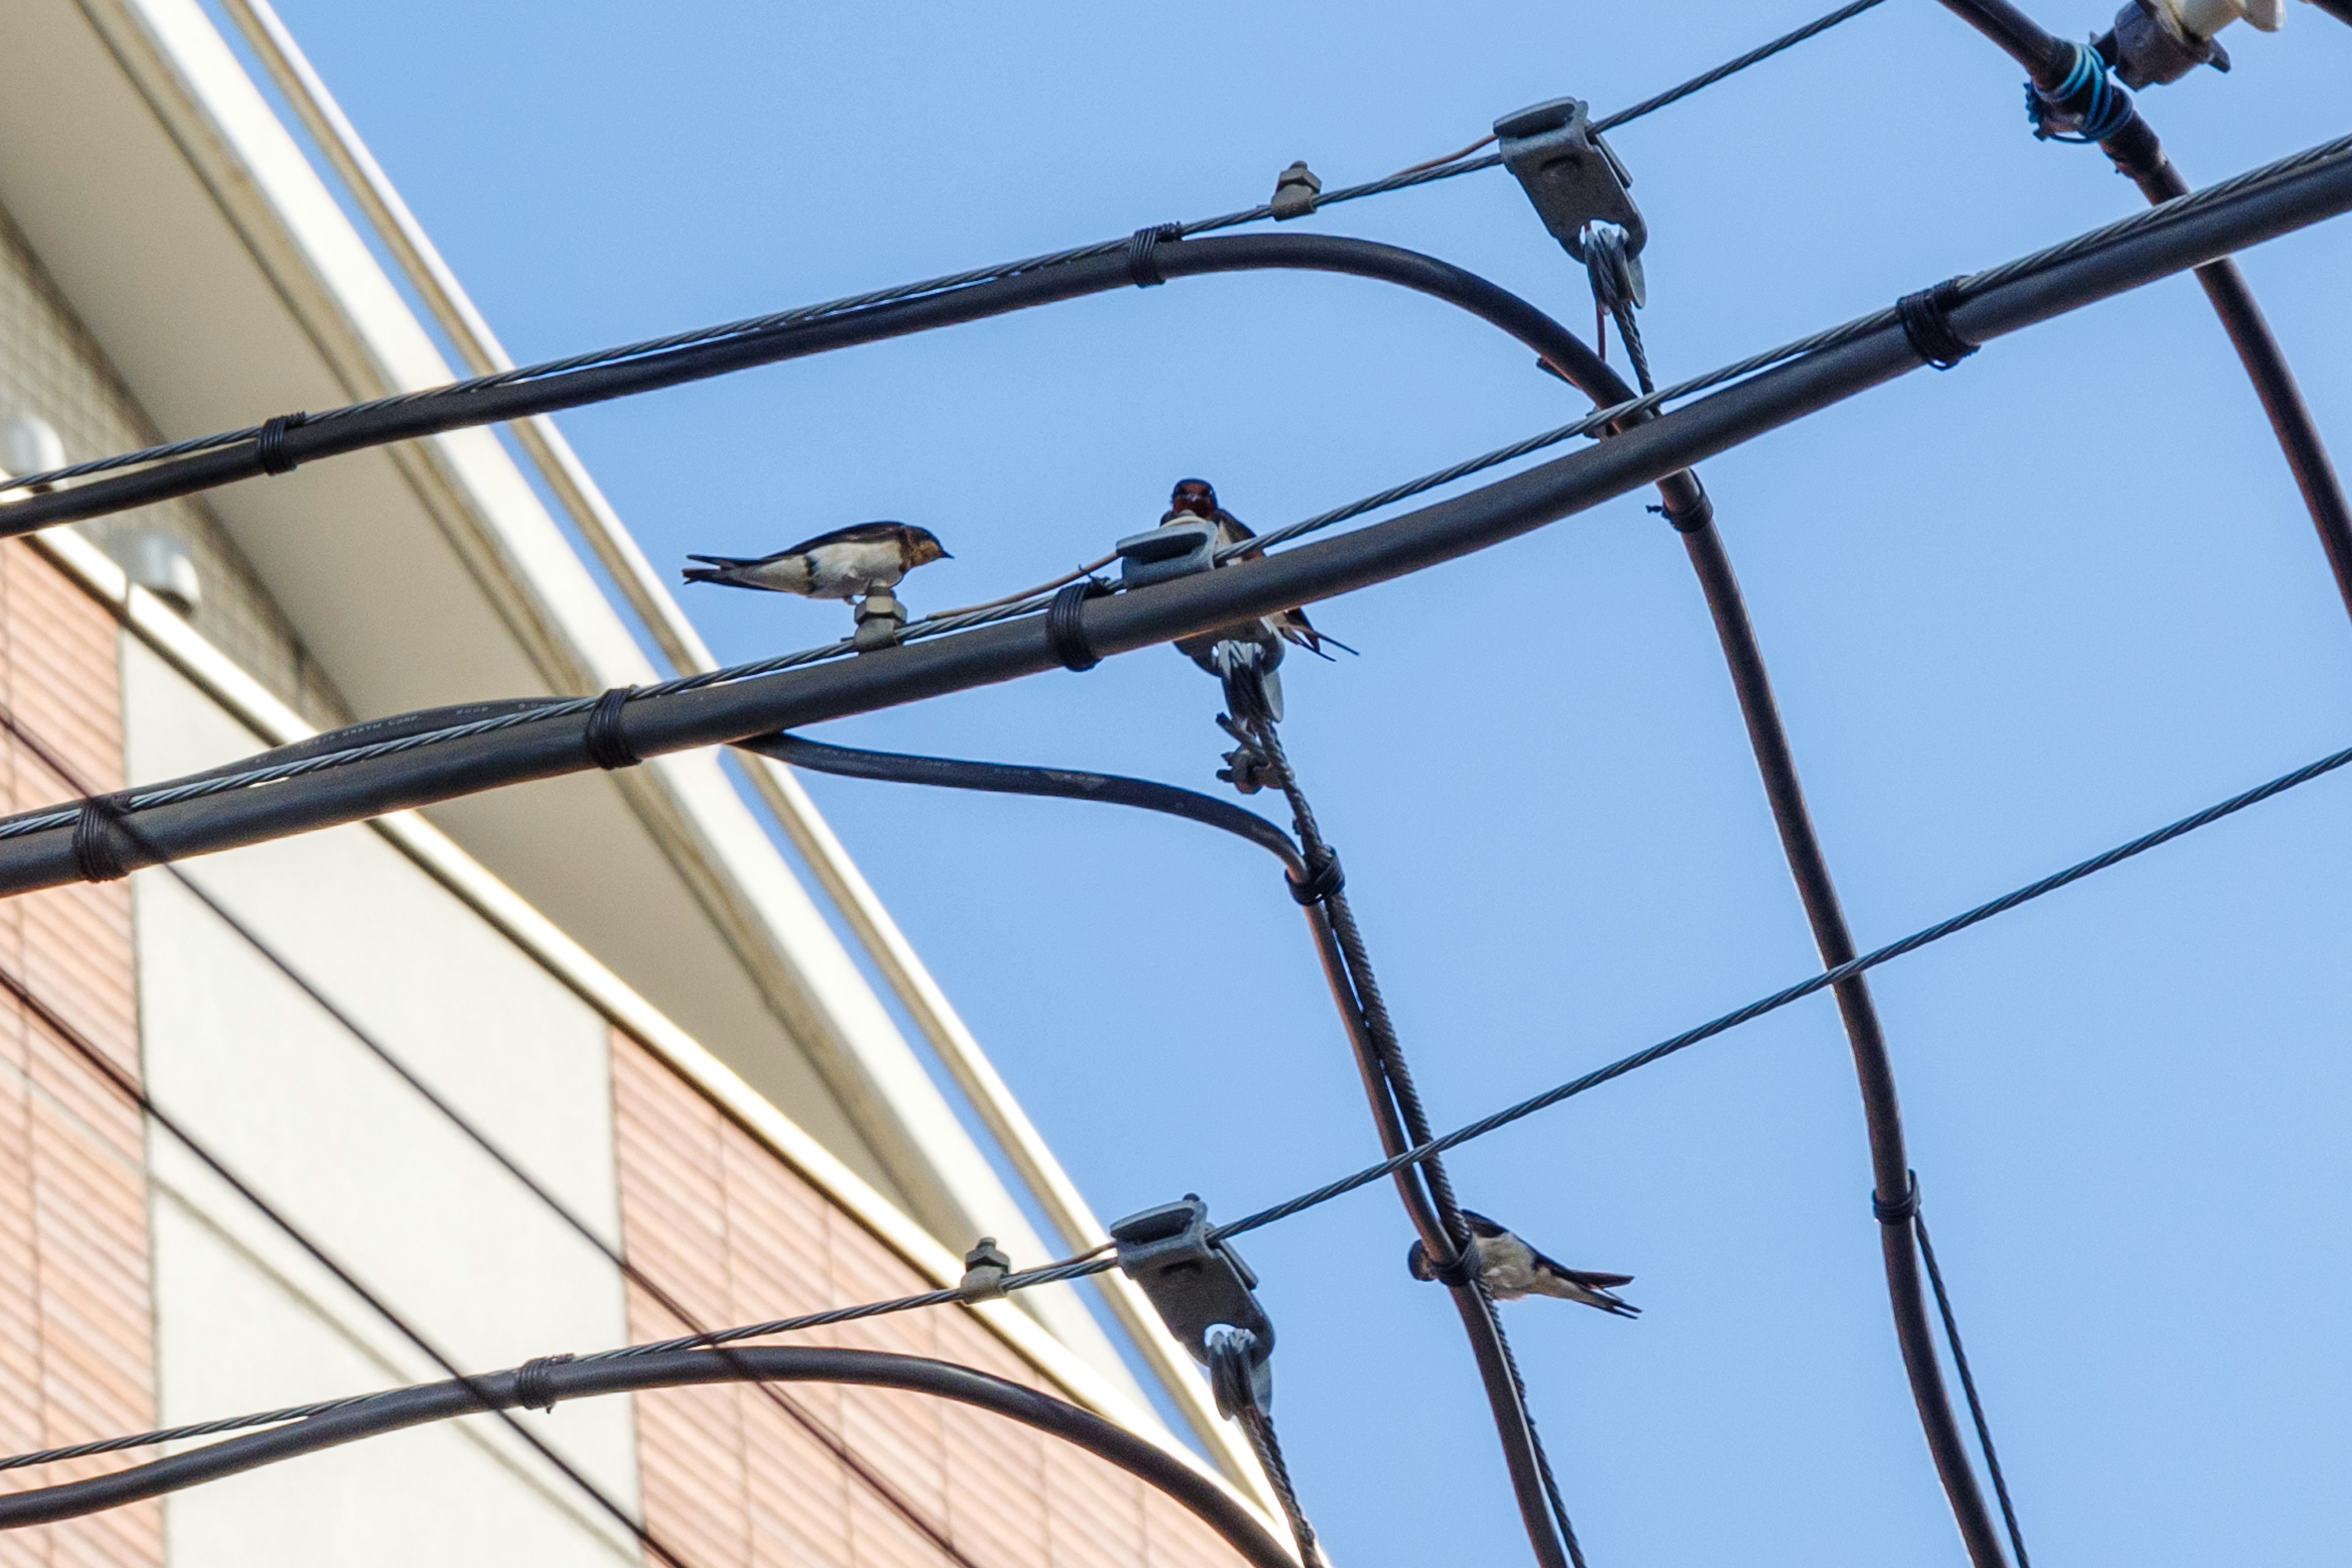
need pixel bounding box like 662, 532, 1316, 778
682, 522, 949, 600
1408, 1210, 1639, 1317
1164, 480, 1355, 659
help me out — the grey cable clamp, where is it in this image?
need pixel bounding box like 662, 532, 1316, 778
1110, 1196, 1275, 1419
1494, 96, 1646, 292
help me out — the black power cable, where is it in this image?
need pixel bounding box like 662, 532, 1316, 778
0, 708, 987, 1568
749, 729, 1588, 1568
0, 0, 1894, 510
4, 121, 2346, 884
0, 1346, 1296, 1568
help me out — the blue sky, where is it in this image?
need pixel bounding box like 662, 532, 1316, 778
255, 4, 2350, 1563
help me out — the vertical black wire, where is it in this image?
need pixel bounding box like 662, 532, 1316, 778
1914, 1203, 2034, 1568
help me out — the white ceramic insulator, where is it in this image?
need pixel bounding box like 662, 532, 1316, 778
2172, 0, 2286, 37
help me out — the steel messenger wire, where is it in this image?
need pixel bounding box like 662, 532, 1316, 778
0, 0, 1893, 498
7, 718, 2350, 1508
0, 709, 989, 1568
0, 963, 703, 1568
6, 116, 2349, 853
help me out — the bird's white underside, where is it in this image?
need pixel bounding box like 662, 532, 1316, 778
741, 538, 908, 598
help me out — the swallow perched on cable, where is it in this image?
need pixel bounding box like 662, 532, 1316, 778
682, 522, 949, 600
1408, 1210, 1638, 1317
1164, 480, 1355, 659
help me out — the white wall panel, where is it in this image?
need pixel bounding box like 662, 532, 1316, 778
124, 638, 641, 1559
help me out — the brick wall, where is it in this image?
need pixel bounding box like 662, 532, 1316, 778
612, 1034, 1247, 1568
0, 541, 160, 1568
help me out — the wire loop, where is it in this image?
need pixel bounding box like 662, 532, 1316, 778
1871, 1169, 1921, 1226
1898, 279, 1980, 371
1285, 848, 1344, 905
512, 1353, 576, 1413
1046, 580, 1103, 671
1126, 224, 1181, 287
254, 412, 307, 476
71, 795, 130, 883
584, 687, 643, 771
2031, 40, 2134, 145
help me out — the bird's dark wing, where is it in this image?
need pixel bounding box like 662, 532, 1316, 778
1559, 1268, 1634, 1289
774, 521, 910, 556
1456, 1209, 1507, 1238
1213, 508, 1257, 541
685, 552, 765, 568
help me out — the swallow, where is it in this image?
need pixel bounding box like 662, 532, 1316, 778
1408, 1210, 1638, 1317
682, 522, 949, 600
1163, 480, 1355, 658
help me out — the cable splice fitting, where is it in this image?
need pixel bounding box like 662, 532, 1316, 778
1286, 848, 1344, 905
2029, 39, 2135, 145
71, 794, 131, 884
255, 412, 308, 476
511, 1352, 576, 1413
1046, 579, 1106, 671
1871, 1169, 1921, 1226
1126, 224, 1181, 287
1897, 280, 1979, 371
584, 686, 642, 771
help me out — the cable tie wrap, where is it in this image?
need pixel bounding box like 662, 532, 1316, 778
72, 794, 131, 884
255, 412, 308, 476
1286, 848, 1344, 905
1872, 1170, 1920, 1226
584, 687, 642, 771
1897, 279, 1978, 371
511, 1352, 575, 1413
1046, 580, 1104, 671
2029, 40, 2134, 145
1126, 224, 1180, 287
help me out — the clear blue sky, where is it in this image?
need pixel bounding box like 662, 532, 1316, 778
251, 3, 2350, 1563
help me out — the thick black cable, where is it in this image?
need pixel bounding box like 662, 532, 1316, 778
0, 132, 2344, 891
1212, 731, 2352, 1242
0, 0, 1894, 501
1912, 1189, 2035, 1568
4, 127, 2346, 861
0, 710, 984, 1568
0, 1348, 1294, 1568
0, 962, 698, 1568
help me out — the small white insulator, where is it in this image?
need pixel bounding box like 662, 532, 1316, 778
0, 413, 65, 483
2173, 0, 2285, 39
117, 531, 202, 616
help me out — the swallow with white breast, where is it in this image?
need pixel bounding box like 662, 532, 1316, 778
682, 521, 949, 600
1164, 479, 1355, 659
1408, 1209, 1638, 1317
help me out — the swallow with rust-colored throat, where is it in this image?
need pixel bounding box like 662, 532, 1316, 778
682, 521, 949, 600
1408, 1209, 1638, 1317
1163, 479, 1355, 658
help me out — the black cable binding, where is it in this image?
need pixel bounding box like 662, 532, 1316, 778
1046, 580, 1102, 671
71, 795, 129, 883
1872, 1169, 1921, 1226
1286, 848, 1344, 905
254, 412, 308, 475
1126, 223, 1180, 287
511, 1353, 576, 1414
1898, 280, 1980, 370
583, 686, 643, 770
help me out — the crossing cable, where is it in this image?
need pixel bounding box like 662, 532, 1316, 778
15, 720, 2351, 1520
1610, 271, 2013, 1564
0, 960, 703, 1568
1, 123, 2348, 894
746, 729, 1588, 1568
11, 113, 2345, 855
0, 712, 986, 1568
0, 0, 1896, 504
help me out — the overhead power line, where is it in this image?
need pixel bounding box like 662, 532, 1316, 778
0, 122, 2345, 886
0, 0, 1895, 516
10, 718, 2349, 1518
